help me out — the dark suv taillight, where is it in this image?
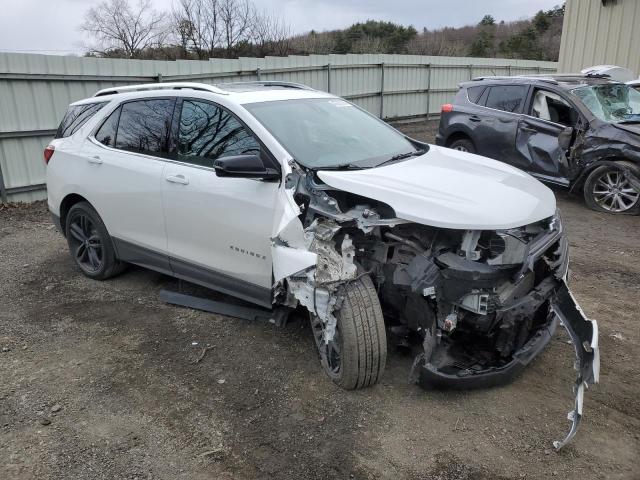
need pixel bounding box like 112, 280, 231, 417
44, 145, 55, 164
441, 104, 454, 113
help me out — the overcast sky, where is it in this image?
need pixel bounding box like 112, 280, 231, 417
0, 0, 563, 55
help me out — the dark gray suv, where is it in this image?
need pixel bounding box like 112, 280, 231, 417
436, 75, 640, 214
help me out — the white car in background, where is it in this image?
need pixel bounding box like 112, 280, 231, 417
45, 81, 598, 449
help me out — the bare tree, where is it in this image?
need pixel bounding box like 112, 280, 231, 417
172, 0, 221, 59
252, 10, 292, 56
219, 0, 255, 56
80, 0, 168, 58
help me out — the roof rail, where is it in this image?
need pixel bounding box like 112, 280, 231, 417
471, 75, 558, 84
215, 80, 315, 91
94, 82, 227, 97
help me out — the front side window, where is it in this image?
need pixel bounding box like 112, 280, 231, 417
530, 89, 578, 127
115, 99, 175, 155
485, 85, 528, 113
177, 100, 260, 167
244, 98, 422, 169
572, 84, 640, 124
55, 102, 107, 138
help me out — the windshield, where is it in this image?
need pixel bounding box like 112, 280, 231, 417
243, 98, 423, 169
572, 84, 640, 123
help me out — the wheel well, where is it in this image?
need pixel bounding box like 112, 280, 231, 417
445, 131, 474, 148
59, 194, 89, 235
572, 159, 637, 191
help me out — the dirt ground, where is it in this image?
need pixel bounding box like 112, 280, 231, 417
1, 120, 639, 480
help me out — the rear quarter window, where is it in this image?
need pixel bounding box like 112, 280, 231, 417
55, 102, 107, 138
466, 86, 486, 104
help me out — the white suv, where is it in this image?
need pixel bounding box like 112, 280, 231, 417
46, 81, 598, 448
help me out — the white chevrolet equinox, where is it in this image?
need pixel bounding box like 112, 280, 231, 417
46, 81, 598, 448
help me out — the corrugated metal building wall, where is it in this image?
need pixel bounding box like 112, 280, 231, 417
558, 0, 640, 75
0, 52, 557, 202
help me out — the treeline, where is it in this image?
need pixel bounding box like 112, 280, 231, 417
80, 0, 565, 61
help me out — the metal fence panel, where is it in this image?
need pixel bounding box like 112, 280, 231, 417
0, 52, 556, 202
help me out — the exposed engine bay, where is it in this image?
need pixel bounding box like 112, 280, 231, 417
274, 166, 599, 450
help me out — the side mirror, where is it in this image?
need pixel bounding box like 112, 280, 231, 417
213, 154, 280, 180
558, 126, 573, 151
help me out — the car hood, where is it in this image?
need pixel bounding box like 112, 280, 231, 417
317, 145, 556, 230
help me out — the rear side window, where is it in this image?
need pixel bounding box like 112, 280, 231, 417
115, 99, 176, 155
95, 107, 121, 147
485, 85, 528, 113
176, 99, 260, 167
466, 86, 486, 104
55, 102, 107, 138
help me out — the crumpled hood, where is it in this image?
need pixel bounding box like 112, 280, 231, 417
317, 145, 556, 230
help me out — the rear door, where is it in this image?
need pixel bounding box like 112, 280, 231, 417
161, 98, 279, 307
514, 88, 579, 183
474, 84, 529, 160
82, 98, 176, 272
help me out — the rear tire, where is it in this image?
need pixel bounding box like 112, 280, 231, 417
65, 202, 126, 280
448, 137, 475, 154
583, 162, 640, 214
310, 275, 387, 390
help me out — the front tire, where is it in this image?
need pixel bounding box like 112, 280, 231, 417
65, 202, 126, 280
310, 275, 387, 390
583, 162, 640, 214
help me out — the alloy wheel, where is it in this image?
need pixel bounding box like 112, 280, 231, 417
310, 314, 342, 378
592, 169, 640, 213
68, 214, 104, 273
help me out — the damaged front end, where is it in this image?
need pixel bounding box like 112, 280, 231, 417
273, 168, 599, 449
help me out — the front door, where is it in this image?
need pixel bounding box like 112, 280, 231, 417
161, 98, 279, 307
515, 88, 579, 183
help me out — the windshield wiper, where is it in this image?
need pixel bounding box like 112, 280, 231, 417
375, 149, 425, 168
617, 119, 640, 124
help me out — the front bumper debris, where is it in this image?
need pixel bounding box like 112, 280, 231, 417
415, 280, 599, 450
550, 281, 600, 450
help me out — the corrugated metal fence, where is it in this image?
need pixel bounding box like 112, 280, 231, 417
0, 52, 557, 202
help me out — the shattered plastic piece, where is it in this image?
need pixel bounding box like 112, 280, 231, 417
550, 282, 599, 450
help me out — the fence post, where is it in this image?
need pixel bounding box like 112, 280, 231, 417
326, 63, 331, 93
0, 163, 7, 203
507, 65, 512, 77
468, 64, 473, 81
380, 62, 385, 119
426, 63, 431, 119
157, 73, 163, 83
256, 68, 261, 81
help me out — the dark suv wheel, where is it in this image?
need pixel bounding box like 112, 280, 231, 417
65, 202, 126, 279
448, 137, 476, 154
583, 162, 640, 214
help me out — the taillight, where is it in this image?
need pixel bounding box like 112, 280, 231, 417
44, 145, 55, 164
441, 104, 454, 113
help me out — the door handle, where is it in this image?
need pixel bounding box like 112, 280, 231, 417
165, 174, 189, 185
469, 116, 481, 122
88, 155, 103, 164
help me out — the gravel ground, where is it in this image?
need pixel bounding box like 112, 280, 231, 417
1, 121, 639, 479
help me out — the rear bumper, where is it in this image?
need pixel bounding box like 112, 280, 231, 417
435, 133, 445, 146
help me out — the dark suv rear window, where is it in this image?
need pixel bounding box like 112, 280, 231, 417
484, 85, 528, 113
55, 102, 107, 138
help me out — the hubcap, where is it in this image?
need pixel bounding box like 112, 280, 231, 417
592, 169, 639, 213
69, 214, 104, 272
453, 145, 468, 152
310, 314, 342, 378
